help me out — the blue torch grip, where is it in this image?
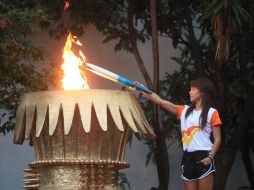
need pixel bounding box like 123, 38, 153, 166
118, 76, 153, 94
134, 84, 153, 94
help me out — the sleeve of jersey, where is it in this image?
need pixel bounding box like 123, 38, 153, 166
210, 110, 222, 127
175, 105, 185, 120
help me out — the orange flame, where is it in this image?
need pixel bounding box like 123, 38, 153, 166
64, 1, 70, 11
61, 33, 89, 90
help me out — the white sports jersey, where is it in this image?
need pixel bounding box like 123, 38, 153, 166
176, 105, 222, 152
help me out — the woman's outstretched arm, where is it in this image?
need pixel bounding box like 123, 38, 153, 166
139, 91, 178, 117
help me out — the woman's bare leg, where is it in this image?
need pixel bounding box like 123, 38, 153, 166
184, 180, 198, 190
198, 173, 214, 190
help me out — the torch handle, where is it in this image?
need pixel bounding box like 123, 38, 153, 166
118, 76, 153, 94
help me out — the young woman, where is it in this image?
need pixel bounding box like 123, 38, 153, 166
131, 78, 222, 190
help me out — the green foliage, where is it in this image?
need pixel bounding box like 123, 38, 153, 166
0, 0, 51, 134
202, 0, 251, 31
39, 0, 149, 51
118, 172, 131, 190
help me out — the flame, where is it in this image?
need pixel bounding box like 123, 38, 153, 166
61, 33, 89, 90
64, 1, 70, 11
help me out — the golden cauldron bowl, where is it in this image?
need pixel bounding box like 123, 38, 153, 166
14, 90, 155, 190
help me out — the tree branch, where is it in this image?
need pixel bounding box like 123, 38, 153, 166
182, 0, 205, 77
127, 0, 152, 89
150, 0, 159, 91
150, 1, 170, 189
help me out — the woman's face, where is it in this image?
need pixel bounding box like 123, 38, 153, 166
189, 86, 202, 103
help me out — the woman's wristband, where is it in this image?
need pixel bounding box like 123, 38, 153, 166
208, 152, 214, 161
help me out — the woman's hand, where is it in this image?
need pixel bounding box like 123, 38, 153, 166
129, 81, 178, 116
199, 157, 212, 166
129, 82, 162, 104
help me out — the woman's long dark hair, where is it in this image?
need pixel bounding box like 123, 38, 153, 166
185, 78, 215, 129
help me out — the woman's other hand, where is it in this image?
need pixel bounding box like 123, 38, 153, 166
199, 157, 212, 166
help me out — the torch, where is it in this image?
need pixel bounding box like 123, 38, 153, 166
80, 63, 153, 94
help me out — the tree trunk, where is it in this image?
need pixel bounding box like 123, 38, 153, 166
214, 0, 229, 147
128, 0, 170, 189
150, 1, 170, 189
238, 33, 254, 189
152, 105, 170, 190
213, 92, 254, 190
212, 1, 229, 188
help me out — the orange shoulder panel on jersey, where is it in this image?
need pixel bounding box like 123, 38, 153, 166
175, 105, 185, 120
210, 110, 222, 127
